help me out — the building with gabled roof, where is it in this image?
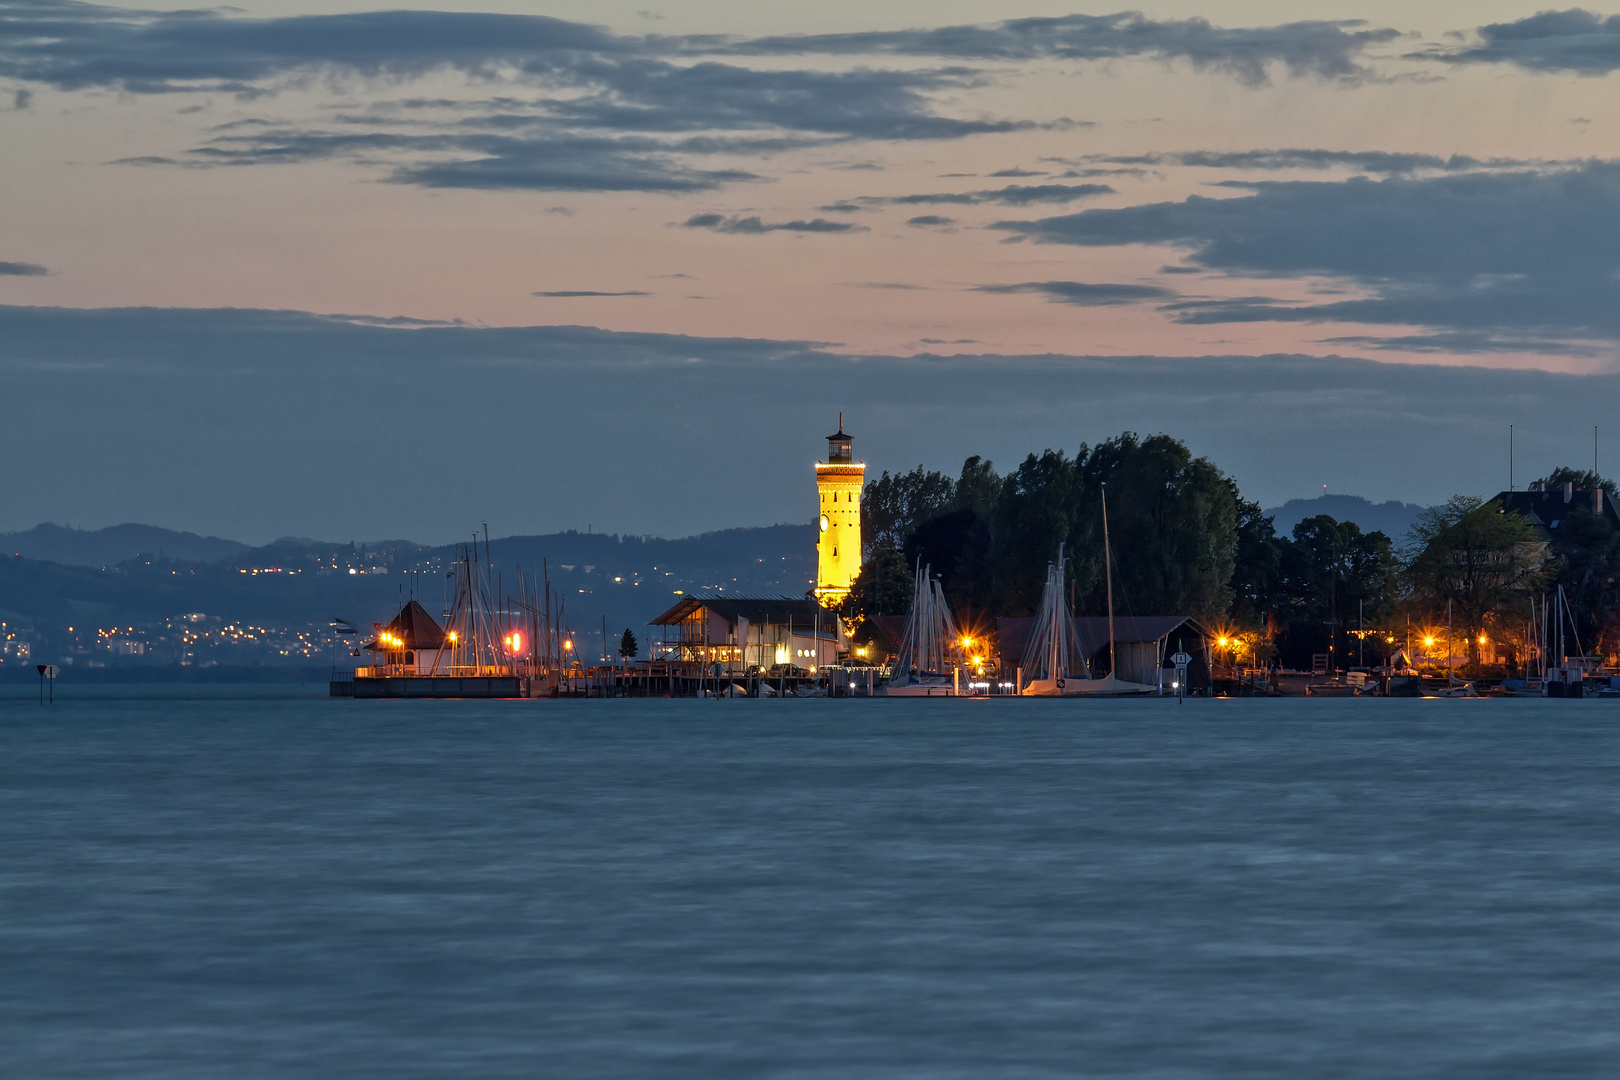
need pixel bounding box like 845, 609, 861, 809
650, 593, 844, 672
1493, 480, 1620, 540
362, 599, 448, 673
995, 614, 1212, 690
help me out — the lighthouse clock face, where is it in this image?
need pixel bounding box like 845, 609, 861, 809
819, 515, 829, 532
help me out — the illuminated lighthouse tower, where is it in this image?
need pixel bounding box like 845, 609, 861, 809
815, 413, 865, 607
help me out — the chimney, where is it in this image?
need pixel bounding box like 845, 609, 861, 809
1565, 481, 1574, 503
1597, 489, 1605, 514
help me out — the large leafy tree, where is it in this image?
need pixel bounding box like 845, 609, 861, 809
1538, 467, 1619, 499
982, 434, 1239, 620
860, 466, 956, 557
1069, 433, 1239, 621
1229, 489, 1283, 627
1405, 495, 1547, 660
1275, 515, 1399, 669
841, 540, 913, 649
987, 449, 1084, 614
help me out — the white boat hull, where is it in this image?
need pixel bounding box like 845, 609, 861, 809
878, 679, 957, 697
1022, 673, 1157, 697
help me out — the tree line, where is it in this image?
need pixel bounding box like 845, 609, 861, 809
842, 433, 1615, 673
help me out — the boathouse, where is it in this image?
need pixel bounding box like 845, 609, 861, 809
995, 614, 1213, 691
650, 595, 846, 674
362, 599, 449, 675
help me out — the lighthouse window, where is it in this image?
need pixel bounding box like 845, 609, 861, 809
833, 492, 838, 502
833, 547, 838, 556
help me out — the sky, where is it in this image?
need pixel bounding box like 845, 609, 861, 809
6, 1, 1620, 542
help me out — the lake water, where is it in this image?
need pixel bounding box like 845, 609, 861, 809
2, 689, 1617, 1077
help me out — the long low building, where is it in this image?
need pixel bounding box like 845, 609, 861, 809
650, 594, 846, 672
996, 614, 1212, 690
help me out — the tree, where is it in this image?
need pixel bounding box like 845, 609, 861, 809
1529, 468, 1620, 655
987, 449, 1082, 614
618, 628, 638, 660
1537, 466, 1619, 499
952, 455, 1001, 516
861, 466, 956, 556
841, 540, 913, 649
977, 434, 1238, 620
1275, 515, 1398, 669
1229, 489, 1283, 627
1405, 495, 1547, 661
1070, 433, 1239, 621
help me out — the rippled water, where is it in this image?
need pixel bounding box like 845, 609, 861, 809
2, 688, 1617, 1077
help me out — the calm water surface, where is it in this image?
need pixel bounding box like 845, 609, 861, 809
1, 688, 1617, 1077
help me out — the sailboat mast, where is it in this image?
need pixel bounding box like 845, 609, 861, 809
1053, 543, 1066, 680
1102, 485, 1116, 677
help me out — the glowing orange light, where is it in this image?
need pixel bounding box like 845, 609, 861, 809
960, 636, 974, 648
508, 631, 524, 654
1478, 634, 1488, 645
1424, 637, 1435, 647
563, 638, 574, 650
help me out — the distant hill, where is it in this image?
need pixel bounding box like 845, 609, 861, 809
1264, 495, 1427, 541
1, 523, 251, 567
0, 522, 817, 667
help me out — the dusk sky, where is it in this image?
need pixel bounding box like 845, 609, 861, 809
8, 1, 1620, 542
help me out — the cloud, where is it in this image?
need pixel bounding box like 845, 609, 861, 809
905, 215, 955, 227
1438, 10, 1620, 73
13, 87, 29, 109
682, 213, 867, 234
989, 167, 1043, 177
725, 13, 1402, 85
993, 163, 1620, 349
858, 182, 1114, 209
0, 4, 1415, 198
190, 127, 764, 192
984, 183, 1114, 205
0, 261, 47, 276
0, 5, 1047, 193
9, 303, 1620, 541
1097, 149, 1508, 175
975, 281, 1175, 306
533, 290, 650, 297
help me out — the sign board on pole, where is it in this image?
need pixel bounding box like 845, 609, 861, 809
37, 664, 59, 704
1170, 652, 1191, 667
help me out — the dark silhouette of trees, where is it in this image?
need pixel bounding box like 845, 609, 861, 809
1405, 496, 1546, 662
1274, 515, 1399, 669
860, 466, 956, 557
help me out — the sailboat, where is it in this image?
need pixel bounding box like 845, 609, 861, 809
878, 562, 965, 696
1019, 490, 1155, 697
